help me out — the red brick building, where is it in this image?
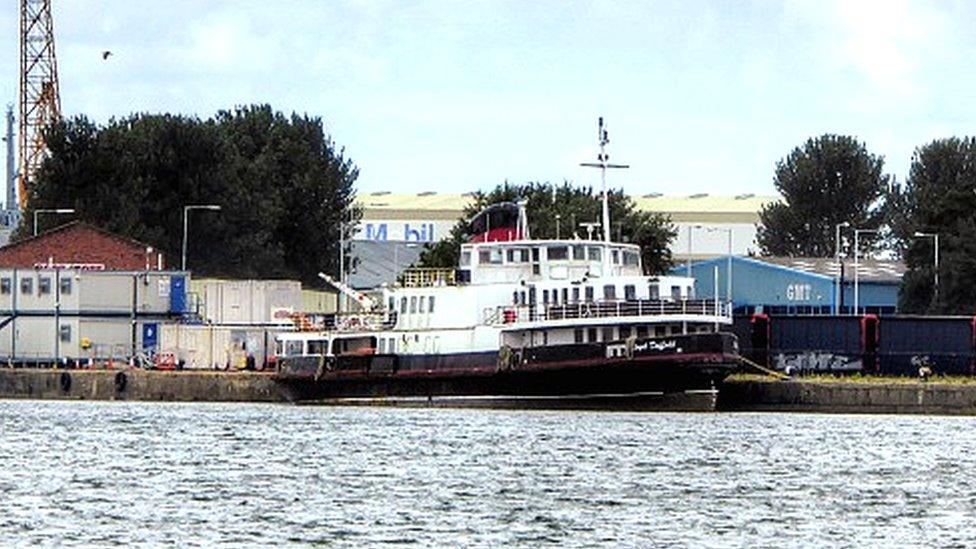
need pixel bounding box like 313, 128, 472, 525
0, 222, 166, 270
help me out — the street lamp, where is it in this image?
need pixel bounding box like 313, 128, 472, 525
33, 208, 75, 236
702, 226, 733, 304
913, 231, 940, 303
853, 228, 878, 315
834, 222, 850, 314
181, 204, 221, 271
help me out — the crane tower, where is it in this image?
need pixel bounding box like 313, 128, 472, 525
19, 0, 61, 209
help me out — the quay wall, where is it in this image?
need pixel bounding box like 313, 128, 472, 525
719, 378, 976, 415
0, 369, 294, 402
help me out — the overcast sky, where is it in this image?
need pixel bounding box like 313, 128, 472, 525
2, 0, 975, 197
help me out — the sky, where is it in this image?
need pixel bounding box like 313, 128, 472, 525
2, 0, 975, 197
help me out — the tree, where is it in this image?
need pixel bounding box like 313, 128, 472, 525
757, 134, 890, 257
890, 138, 976, 314
23, 105, 359, 285
417, 181, 676, 274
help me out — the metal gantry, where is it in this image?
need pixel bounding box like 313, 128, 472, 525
19, 0, 61, 209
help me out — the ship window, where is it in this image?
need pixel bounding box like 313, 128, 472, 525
655, 326, 666, 337
542, 290, 549, 304
587, 327, 598, 342
419, 296, 427, 313
529, 287, 537, 304
572, 246, 586, 260
479, 249, 503, 264
410, 296, 417, 313
649, 285, 659, 299
670, 326, 682, 335
624, 285, 636, 300
603, 285, 616, 300
429, 296, 436, 312
0, 278, 9, 294
602, 327, 615, 341
460, 251, 471, 266
611, 250, 620, 264
39, 277, 52, 295
572, 287, 580, 302
636, 326, 648, 338
623, 251, 640, 266
620, 326, 632, 339
585, 286, 594, 302
670, 285, 682, 300
285, 340, 303, 356
587, 247, 602, 261
308, 340, 328, 355
513, 291, 519, 304
561, 288, 568, 303
547, 246, 569, 261
574, 329, 584, 343
388, 297, 395, 311
531, 248, 540, 261
507, 248, 528, 263
400, 297, 407, 314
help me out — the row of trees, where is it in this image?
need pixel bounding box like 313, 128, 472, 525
757, 134, 976, 314
26, 105, 359, 285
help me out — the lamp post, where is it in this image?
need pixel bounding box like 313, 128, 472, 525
181, 204, 221, 271
703, 226, 733, 304
834, 222, 850, 315
853, 228, 878, 315
686, 225, 695, 277
33, 208, 75, 236
913, 231, 940, 303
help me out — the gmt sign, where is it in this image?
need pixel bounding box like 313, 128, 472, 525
785, 283, 813, 301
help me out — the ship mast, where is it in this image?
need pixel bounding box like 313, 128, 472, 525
580, 117, 628, 243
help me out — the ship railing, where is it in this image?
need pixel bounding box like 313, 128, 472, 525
290, 311, 397, 332
400, 268, 456, 288
488, 299, 732, 325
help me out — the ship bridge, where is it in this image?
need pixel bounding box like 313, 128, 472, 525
458, 240, 642, 284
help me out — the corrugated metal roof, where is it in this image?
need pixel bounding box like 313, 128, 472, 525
356, 193, 779, 214
760, 257, 906, 283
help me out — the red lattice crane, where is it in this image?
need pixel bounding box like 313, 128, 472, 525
19, 0, 61, 209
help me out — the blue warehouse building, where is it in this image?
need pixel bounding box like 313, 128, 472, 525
676, 256, 904, 316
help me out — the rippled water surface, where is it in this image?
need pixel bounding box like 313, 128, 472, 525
1, 402, 975, 547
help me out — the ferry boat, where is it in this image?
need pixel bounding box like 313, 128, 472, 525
273, 121, 739, 408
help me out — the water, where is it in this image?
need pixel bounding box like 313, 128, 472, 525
1, 402, 974, 548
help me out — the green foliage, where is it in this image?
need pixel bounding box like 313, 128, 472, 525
757, 134, 890, 257
23, 105, 359, 284
891, 138, 976, 314
417, 181, 675, 274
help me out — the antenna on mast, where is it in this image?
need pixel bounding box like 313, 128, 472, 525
580, 117, 628, 243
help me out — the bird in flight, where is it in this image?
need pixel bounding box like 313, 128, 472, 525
101, 51, 112, 60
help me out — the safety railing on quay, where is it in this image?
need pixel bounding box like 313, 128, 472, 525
486, 299, 733, 326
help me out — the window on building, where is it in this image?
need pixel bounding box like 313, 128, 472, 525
547, 246, 569, 261
20, 278, 32, 295
0, 278, 10, 295
38, 277, 51, 295
603, 285, 616, 300
624, 285, 636, 300
59, 324, 71, 343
